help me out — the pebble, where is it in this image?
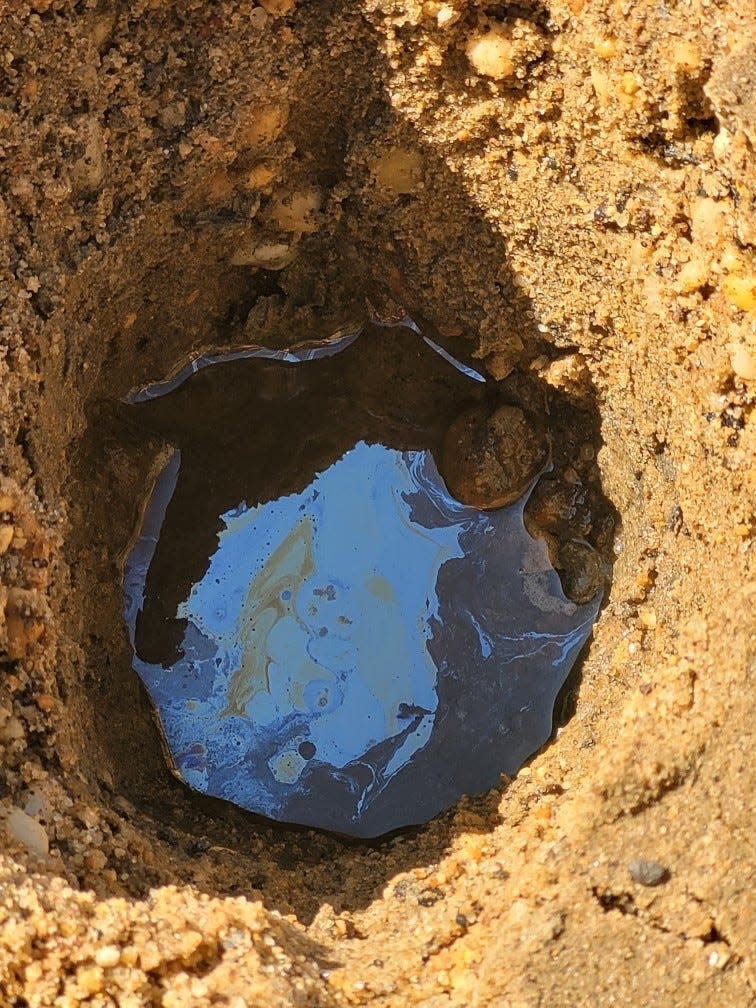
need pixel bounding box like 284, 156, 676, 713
35, 693, 56, 713
245, 163, 277, 191
557, 541, 604, 605
23, 787, 48, 818
0, 524, 13, 554
730, 343, 756, 382
0, 714, 25, 743
722, 273, 756, 312
671, 40, 702, 73
628, 859, 669, 886
77, 965, 104, 995
690, 197, 727, 247
537, 353, 592, 397
268, 187, 322, 233
436, 5, 459, 29
238, 105, 287, 148
676, 259, 708, 294
94, 945, 121, 969
231, 241, 293, 269
441, 404, 549, 510
465, 26, 515, 80
4, 806, 49, 858
69, 118, 106, 196
593, 37, 617, 60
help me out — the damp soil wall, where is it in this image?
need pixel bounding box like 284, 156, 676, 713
0, 2, 754, 1006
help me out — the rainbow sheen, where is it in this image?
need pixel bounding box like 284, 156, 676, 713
123, 332, 600, 837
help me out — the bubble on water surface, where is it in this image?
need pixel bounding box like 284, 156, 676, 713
122, 327, 600, 837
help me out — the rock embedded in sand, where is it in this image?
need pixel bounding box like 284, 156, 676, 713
466, 28, 516, 80
0, 712, 25, 743
236, 104, 289, 149
4, 587, 47, 660
267, 186, 322, 234
536, 353, 593, 400
464, 20, 545, 82
94, 946, 122, 969
730, 343, 756, 382
593, 36, 618, 60
440, 404, 549, 510
628, 859, 669, 887
371, 147, 424, 196
4, 807, 49, 859
435, 4, 460, 29
676, 259, 709, 294
68, 117, 106, 197
722, 273, 756, 312
557, 541, 604, 606
0, 524, 13, 555
244, 163, 278, 192
230, 241, 293, 269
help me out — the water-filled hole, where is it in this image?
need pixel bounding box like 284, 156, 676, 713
114, 302, 604, 839
42, 108, 614, 910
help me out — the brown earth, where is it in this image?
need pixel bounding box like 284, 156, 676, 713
0, 1, 754, 1006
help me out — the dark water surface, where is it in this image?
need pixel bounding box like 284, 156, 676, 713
123, 327, 600, 837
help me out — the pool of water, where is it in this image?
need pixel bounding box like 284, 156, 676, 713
122, 325, 601, 837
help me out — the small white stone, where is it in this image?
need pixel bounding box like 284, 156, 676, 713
94, 946, 121, 969
23, 787, 48, 818
730, 344, 756, 382
436, 5, 460, 28
465, 27, 515, 80
230, 241, 293, 270
5, 807, 49, 858
0, 715, 24, 742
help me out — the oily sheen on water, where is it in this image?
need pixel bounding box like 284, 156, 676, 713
123, 326, 600, 837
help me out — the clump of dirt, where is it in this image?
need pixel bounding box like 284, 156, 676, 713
0, 2, 753, 1006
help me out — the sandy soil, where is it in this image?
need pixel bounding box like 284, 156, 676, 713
0, 1, 754, 1005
